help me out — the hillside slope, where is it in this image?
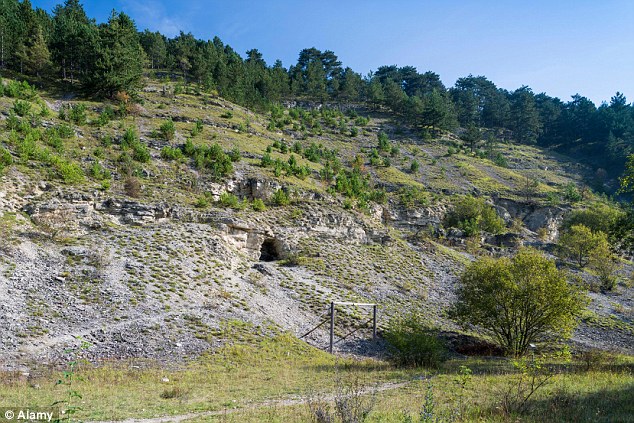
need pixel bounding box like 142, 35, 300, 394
0, 78, 632, 370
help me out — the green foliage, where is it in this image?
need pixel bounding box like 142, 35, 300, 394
272, 189, 290, 206
159, 119, 176, 140
0, 148, 13, 173
219, 192, 244, 210
378, 131, 390, 152
260, 153, 273, 167
220, 111, 233, 119
122, 128, 139, 149
562, 182, 582, 203
354, 115, 369, 126
121, 127, 150, 163
101, 134, 113, 148
56, 124, 74, 139
6, 113, 20, 131
461, 124, 481, 151
228, 147, 241, 162
68, 104, 87, 125
398, 186, 429, 208
191, 119, 203, 136
4, 80, 37, 99
558, 224, 608, 268
160, 146, 183, 161
588, 241, 620, 292
53, 338, 92, 420
12, 99, 31, 117
183, 141, 234, 179
85, 11, 145, 96
492, 152, 508, 167
453, 248, 588, 356
384, 312, 447, 368
445, 196, 505, 236
562, 203, 624, 235
260, 151, 310, 179
252, 198, 267, 211
52, 156, 85, 184
619, 154, 634, 194
335, 168, 370, 199
195, 194, 211, 208
410, 159, 420, 173
96, 105, 116, 126
89, 162, 111, 180
610, 206, 634, 252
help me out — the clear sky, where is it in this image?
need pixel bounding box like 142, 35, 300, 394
31, 0, 634, 106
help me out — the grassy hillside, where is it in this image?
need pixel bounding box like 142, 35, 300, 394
0, 75, 632, 422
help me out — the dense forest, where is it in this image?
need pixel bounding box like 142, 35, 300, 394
1, 0, 634, 184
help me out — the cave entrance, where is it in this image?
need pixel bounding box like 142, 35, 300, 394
259, 239, 279, 261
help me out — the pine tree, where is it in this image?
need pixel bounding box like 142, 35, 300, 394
23, 25, 51, 78
510, 86, 541, 144
0, 0, 21, 69
86, 11, 145, 97
51, 0, 97, 82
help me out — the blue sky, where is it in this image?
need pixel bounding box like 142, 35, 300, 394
32, 0, 634, 105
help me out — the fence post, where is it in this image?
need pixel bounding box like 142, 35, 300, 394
372, 304, 377, 340
329, 301, 335, 353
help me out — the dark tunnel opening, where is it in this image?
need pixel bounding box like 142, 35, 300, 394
259, 239, 279, 261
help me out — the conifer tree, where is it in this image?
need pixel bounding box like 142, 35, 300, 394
86, 11, 145, 96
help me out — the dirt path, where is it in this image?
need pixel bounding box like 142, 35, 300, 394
88, 380, 411, 423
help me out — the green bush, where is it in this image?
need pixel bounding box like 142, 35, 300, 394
558, 224, 608, 268
185, 141, 233, 179
160, 146, 183, 160
219, 192, 244, 209
228, 147, 241, 162
384, 312, 447, 368
6, 113, 20, 131
195, 195, 210, 208
4, 80, 36, 99
561, 203, 624, 235
562, 182, 582, 203
453, 248, 588, 356
399, 186, 429, 208
220, 111, 233, 119
159, 119, 176, 140
90, 162, 111, 180
121, 127, 138, 149
252, 198, 267, 211
272, 189, 290, 206
69, 104, 87, 125
44, 129, 64, 153
52, 157, 84, 184
120, 127, 150, 163
131, 142, 150, 163
56, 124, 74, 139
13, 100, 31, 117
191, 119, 203, 136
0, 148, 13, 172
101, 134, 113, 148
378, 131, 390, 151
445, 196, 505, 236
15, 131, 38, 161
96, 105, 115, 126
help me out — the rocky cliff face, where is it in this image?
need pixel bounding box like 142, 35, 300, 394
1, 172, 632, 371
